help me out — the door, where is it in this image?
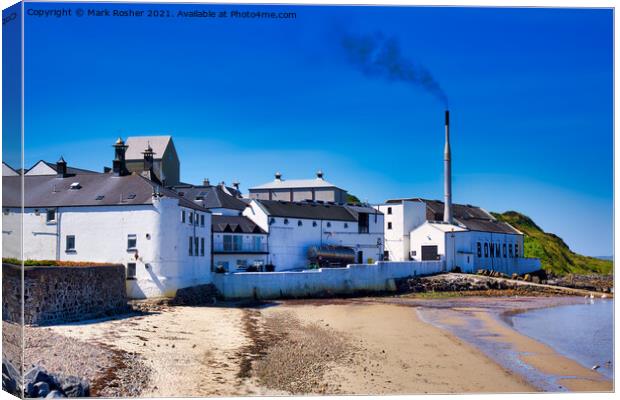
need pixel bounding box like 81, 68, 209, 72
421, 245, 439, 261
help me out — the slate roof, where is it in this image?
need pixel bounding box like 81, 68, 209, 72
386, 198, 521, 235
2, 174, 208, 212
256, 200, 360, 221
125, 136, 172, 160
27, 160, 100, 175
250, 178, 342, 190
212, 215, 266, 234
171, 184, 247, 211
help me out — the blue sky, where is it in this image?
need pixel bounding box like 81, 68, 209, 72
4, 4, 613, 256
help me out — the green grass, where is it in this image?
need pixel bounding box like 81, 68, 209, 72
492, 211, 613, 275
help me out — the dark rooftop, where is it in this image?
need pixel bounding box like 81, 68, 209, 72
255, 199, 379, 221
386, 198, 521, 235
3, 174, 208, 212
212, 215, 266, 234
170, 184, 247, 211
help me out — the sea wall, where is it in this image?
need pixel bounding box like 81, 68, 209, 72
2, 263, 129, 325
212, 260, 443, 299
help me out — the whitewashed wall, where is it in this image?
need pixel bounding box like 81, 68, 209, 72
375, 201, 426, 261
244, 201, 384, 271
2, 199, 212, 299
213, 260, 443, 299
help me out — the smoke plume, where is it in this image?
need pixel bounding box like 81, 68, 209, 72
341, 32, 448, 107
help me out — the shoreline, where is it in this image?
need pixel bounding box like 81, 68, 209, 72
11, 294, 612, 396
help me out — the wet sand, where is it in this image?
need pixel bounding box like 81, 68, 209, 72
41, 296, 612, 396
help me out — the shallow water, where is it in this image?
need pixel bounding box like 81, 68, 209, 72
508, 299, 614, 379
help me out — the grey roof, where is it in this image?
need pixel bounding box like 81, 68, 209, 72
256, 200, 359, 221
212, 215, 266, 234
40, 160, 100, 175
250, 177, 342, 190
125, 136, 172, 160
2, 174, 208, 211
171, 184, 247, 211
387, 198, 521, 235
344, 204, 383, 219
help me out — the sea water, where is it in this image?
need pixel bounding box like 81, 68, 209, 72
508, 299, 614, 380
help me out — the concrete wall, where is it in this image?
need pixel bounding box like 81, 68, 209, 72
2, 263, 128, 325
212, 260, 442, 299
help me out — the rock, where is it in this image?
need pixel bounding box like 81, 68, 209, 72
46, 390, 66, 398
532, 276, 540, 284
2, 359, 19, 396
59, 376, 89, 397
34, 381, 51, 397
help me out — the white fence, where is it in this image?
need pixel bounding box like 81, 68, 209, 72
212, 261, 444, 300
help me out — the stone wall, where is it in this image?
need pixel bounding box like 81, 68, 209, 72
2, 263, 129, 325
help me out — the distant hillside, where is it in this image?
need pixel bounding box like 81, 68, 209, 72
492, 211, 613, 276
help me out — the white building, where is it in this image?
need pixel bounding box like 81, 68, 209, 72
248, 171, 349, 203
376, 198, 539, 274
2, 141, 212, 299
243, 199, 384, 271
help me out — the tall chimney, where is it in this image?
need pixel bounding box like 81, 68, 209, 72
142, 143, 154, 172
443, 110, 453, 224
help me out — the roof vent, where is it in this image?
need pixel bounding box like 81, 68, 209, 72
126, 193, 137, 199
69, 182, 81, 190
95, 195, 105, 200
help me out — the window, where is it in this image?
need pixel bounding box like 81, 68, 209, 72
509, 244, 513, 258
236, 259, 248, 270
387, 207, 392, 215
489, 243, 495, 258
69, 182, 81, 190
189, 236, 193, 256
3, 209, 9, 215
195, 237, 199, 255
312, 221, 317, 227
284, 218, 289, 225
252, 236, 262, 251
224, 235, 233, 251
66, 235, 75, 252
201, 238, 205, 256
189, 213, 193, 224
344, 222, 348, 228
182, 210, 186, 223
127, 263, 136, 279
503, 243, 507, 258
515, 243, 519, 258
46, 209, 56, 223
201, 215, 205, 227
127, 234, 137, 250
298, 220, 303, 226
95, 195, 105, 201
358, 213, 369, 233
477, 242, 482, 258
484, 243, 489, 258
387, 222, 393, 230
326, 221, 331, 228
496, 243, 501, 257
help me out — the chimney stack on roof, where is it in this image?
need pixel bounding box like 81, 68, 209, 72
112, 137, 130, 177
232, 181, 240, 191
56, 156, 68, 178
203, 178, 210, 186
275, 172, 282, 181
142, 143, 155, 172
316, 170, 324, 179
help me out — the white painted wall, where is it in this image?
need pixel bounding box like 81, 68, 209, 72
409, 222, 537, 274
2, 199, 213, 299
244, 200, 384, 271
24, 161, 56, 176
212, 260, 443, 299
375, 201, 426, 261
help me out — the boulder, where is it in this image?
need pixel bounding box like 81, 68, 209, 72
34, 381, 51, 397
2, 359, 19, 396
59, 376, 89, 398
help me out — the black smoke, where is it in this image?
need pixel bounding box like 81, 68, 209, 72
341, 32, 448, 107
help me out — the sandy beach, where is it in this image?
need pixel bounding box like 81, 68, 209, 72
7, 296, 605, 396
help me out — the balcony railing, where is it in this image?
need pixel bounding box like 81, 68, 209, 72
213, 242, 268, 253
